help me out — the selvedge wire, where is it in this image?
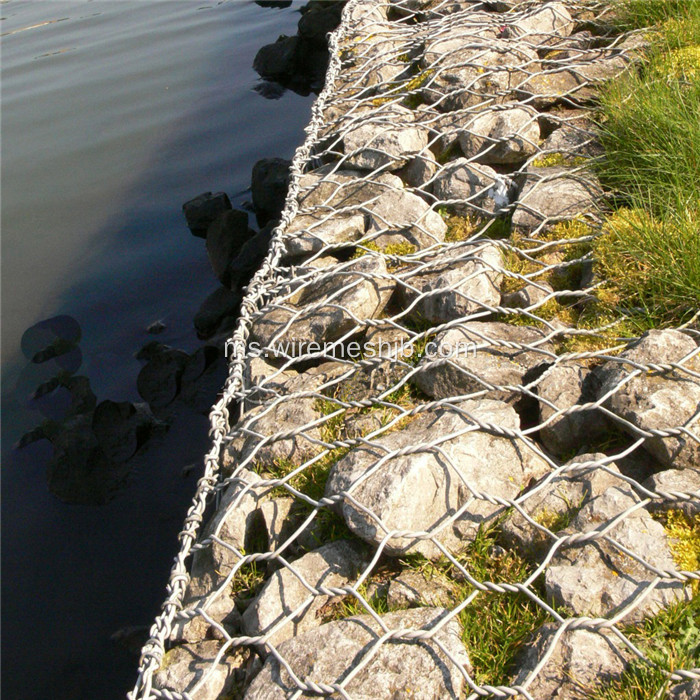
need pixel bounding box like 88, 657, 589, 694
132, 1, 700, 698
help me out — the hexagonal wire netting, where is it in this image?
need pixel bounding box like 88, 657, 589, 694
131, 1, 700, 698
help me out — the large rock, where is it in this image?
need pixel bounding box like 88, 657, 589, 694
154, 641, 249, 700
512, 623, 630, 699
596, 330, 700, 470
668, 680, 700, 700
432, 158, 511, 216
343, 104, 429, 171
182, 191, 231, 238
365, 187, 447, 249
250, 255, 395, 357
414, 322, 554, 403
297, 0, 343, 46
511, 2, 574, 47
644, 469, 700, 519
243, 607, 471, 699
241, 540, 368, 647
397, 242, 503, 323
545, 485, 691, 622
170, 589, 241, 645
225, 363, 349, 468
325, 401, 550, 558
191, 469, 271, 586
228, 222, 275, 291
193, 286, 241, 339
253, 35, 299, 80
422, 37, 540, 110
251, 158, 291, 221
458, 104, 540, 164
537, 363, 610, 458
205, 209, 252, 285
512, 166, 602, 232
502, 453, 624, 562
283, 212, 365, 259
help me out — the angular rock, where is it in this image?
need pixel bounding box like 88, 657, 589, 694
539, 121, 603, 161
546, 485, 691, 622
512, 623, 630, 699
668, 679, 700, 700
297, 0, 343, 46
398, 242, 502, 324
365, 187, 447, 249
252, 158, 291, 221
283, 212, 365, 258
325, 401, 550, 558
191, 469, 272, 585
502, 280, 554, 309
644, 469, 700, 519
254, 35, 299, 80
228, 222, 275, 291
154, 641, 248, 699
422, 38, 540, 110
596, 330, 700, 470
414, 322, 554, 403
397, 154, 438, 190
243, 607, 471, 699
387, 570, 457, 609
257, 497, 298, 553
250, 255, 395, 357
205, 209, 253, 285
537, 363, 610, 459
183, 191, 232, 238
511, 2, 574, 47
432, 158, 511, 216
343, 105, 429, 172
193, 286, 241, 339
502, 453, 623, 562
170, 590, 241, 645
512, 166, 602, 232
242, 540, 368, 647
458, 105, 540, 164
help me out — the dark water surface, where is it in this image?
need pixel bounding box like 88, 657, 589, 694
1, 1, 313, 697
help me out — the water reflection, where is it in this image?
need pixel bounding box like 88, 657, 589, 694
16, 315, 227, 505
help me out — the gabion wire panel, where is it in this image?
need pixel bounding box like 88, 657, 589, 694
131, 1, 700, 698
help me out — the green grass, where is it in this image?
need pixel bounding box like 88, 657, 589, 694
594, 0, 700, 328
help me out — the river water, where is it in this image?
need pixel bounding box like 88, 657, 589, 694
1, 1, 314, 697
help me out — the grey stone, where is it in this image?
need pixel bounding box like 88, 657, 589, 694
422, 38, 540, 110
258, 497, 298, 553
398, 154, 439, 190
182, 191, 232, 239
243, 607, 470, 700
512, 166, 602, 232
191, 469, 272, 585
502, 280, 555, 309
517, 67, 598, 109
343, 411, 385, 439
325, 401, 550, 558
366, 186, 447, 249
512, 622, 631, 699
283, 212, 365, 258
154, 641, 248, 699
546, 485, 691, 622
432, 158, 511, 216
539, 119, 603, 161
511, 2, 574, 47
668, 679, 700, 700
597, 330, 700, 470
228, 222, 275, 291
250, 254, 395, 357
458, 105, 540, 164
297, 167, 404, 212
387, 570, 457, 609
414, 322, 554, 403
537, 363, 610, 459
398, 242, 503, 323
502, 453, 623, 561
644, 469, 700, 519
297, 0, 343, 46
241, 540, 368, 647
170, 590, 241, 645
251, 158, 290, 221
343, 105, 429, 171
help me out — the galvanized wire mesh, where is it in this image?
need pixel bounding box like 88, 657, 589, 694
131, 1, 700, 698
